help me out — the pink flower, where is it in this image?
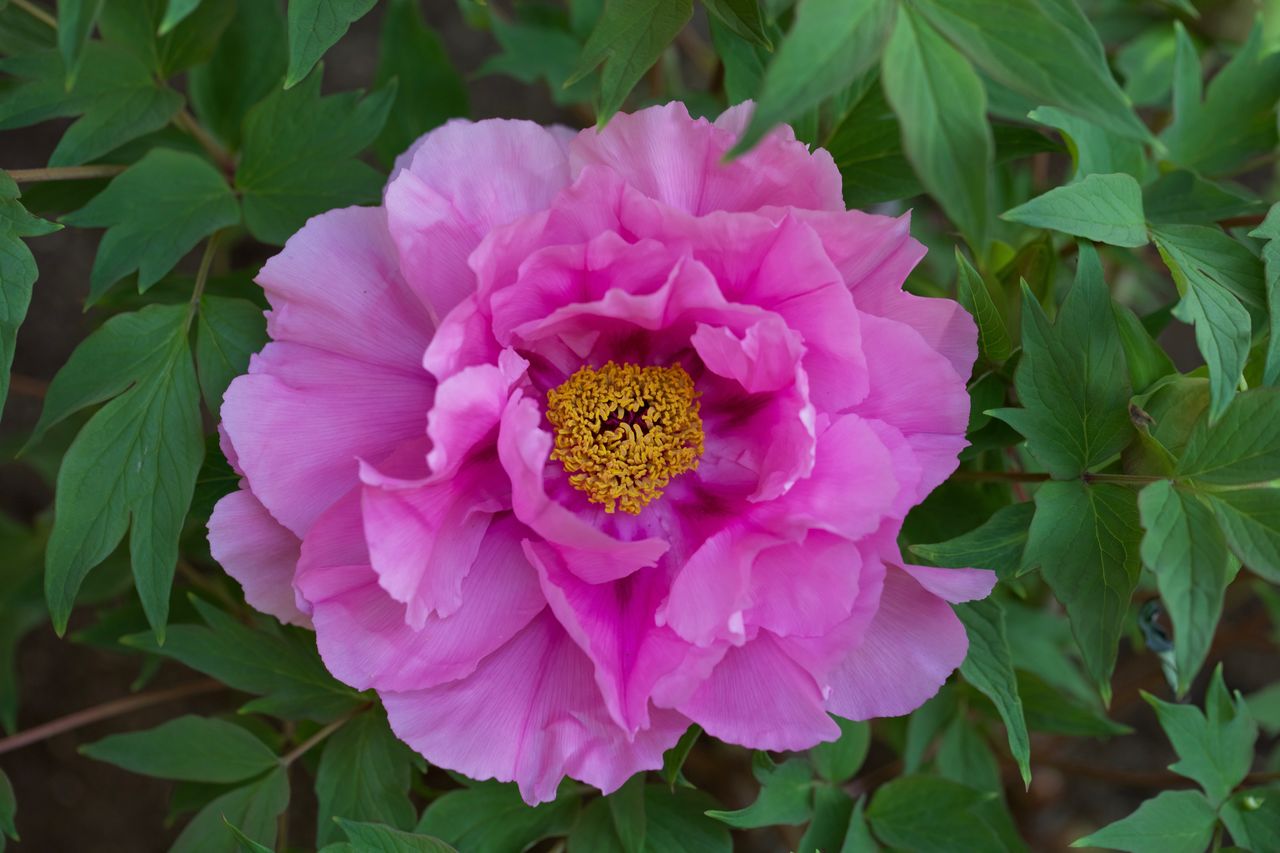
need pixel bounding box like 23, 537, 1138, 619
209, 103, 994, 804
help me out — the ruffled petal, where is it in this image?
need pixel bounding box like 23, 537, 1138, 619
746, 532, 863, 639
824, 567, 971, 720
382, 612, 689, 804
207, 488, 309, 627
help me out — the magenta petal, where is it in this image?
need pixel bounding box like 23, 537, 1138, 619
746, 532, 863, 639
425, 349, 527, 479
677, 631, 840, 751
825, 567, 970, 720
207, 488, 309, 627
659, 524, 777, 647
691, 315, 804, 394
898, 563, 996, 604
382, 612, 689, 804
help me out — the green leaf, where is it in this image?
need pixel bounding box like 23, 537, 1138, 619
1138, 480, 1235, 695
955, 249, 1011, 363
124, 598, 364, 722
1071, 789, 1217, 853
315, 710, 415, 846
810, 717, 870, 784
1023, 481, 1142, 698
1002, 173, 1147, 248
1152, 224, 1265, 419
235, 70, 394, 245
1144, 171, 1265, 226
1144, 667, 1257, 805
700, 0, 769, 48
991, 247, 1132, 478
1162, 22, 1280, 176
866, 775, 1000, 851
1116, 24, 1177, 107
1027, 106, 1146, 181
335, 819, 457, 853
1176, 388, 1280, 485
659, 724, 700, 788
1249, 203, 1280, 387
705, 756, 812, 829
172, 767, 289, 853
731, 0, 894, 155
416, 781, 578, 853
62, 149, 239, 300
195, 295, 265, 412
1220, 788, 1280, 853
0, 173, 59, 422
798, 785, 855, 853
188, 0, 287, 151
839, 796, 877, 853
284, 0, 377, 88
903, 686, 957, 772
1206, 488, 1280, 583
98, 0, 235, 79
479, 18, 595, 107
936, 717, 1001, 793
956, 598, 1031, 787
57, 0, 105, 87
1017, 670, 1131, 737
1113, 304, 1176, 394
823, 76, 922, 208
0, 769, 15, 845
910, 0, 1148, 142
881, 5, 991, 249
373, 0, 466, 167
568, 0, 693, 122
160, 0, 203, 34
81, 715, 279, 782
223, 818, 273, 853
910, 503, 1035, 581
43, 304, 203, 636
606, 775, 646, 853
640, 787, 731, 853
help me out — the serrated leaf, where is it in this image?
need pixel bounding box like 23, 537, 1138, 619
43, 304, 203, 636
416, 781, 577, 853
62, 149, 238, 300
56, 0, 105, 87
1249, 203, 1280, 386
1206, 488, 1280, 583
732, 0, 894, 155
1072, 789, 1217, 853
1138, 480, 1235, 695
188, 0, 286, 151
1023, 481, 1142, 697
569, 0, 692, 123
911, 503, 1035, 581
81, 715, 279, 782
1176, 388, 1280, 485
991, 246, 1132, 478
701, 0, 769, 48
810, 717, 870, 784
1152, 224, 1265, 419
235, 70, 394, 245
284, 0, 377, 88
881, 5, 991, 249
98, 0, 234, 79
910, 0, 1149, 142
956, 598, 1031, 787
172, 767, 289, 853
0, 173, 59, 422
195, 295, 265, 412
335, 819, 456, 853
705, 757, 812, 829
315, 711, 415, 846
866, 775, 1000, 851
1002, 173, 1147, 248
373, 0, 466, 167
955, 249, 1011, 363
1144, 668, 1257, 805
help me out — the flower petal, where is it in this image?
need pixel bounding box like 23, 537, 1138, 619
207, 488, 309, 626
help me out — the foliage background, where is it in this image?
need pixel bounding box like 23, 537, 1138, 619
2, 0, 1280, 851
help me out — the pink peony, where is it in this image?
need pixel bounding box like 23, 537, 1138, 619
209, 103, 995, 804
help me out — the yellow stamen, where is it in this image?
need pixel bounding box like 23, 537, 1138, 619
545, 361, 704, 514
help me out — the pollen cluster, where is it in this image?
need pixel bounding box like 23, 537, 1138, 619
545, 361, 704, 514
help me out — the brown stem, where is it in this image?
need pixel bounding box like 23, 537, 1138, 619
11, 0, 56, 29
1039, 756, 1280, 790
279, 705, 367, 767
172, 109, 235, 176
9, 373, 49, 399
0, 680, 224, 756
7, 165, 128, 183
952, 470, 1051, 484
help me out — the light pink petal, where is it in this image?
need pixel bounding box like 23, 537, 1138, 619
207, 488, 309, 627
825, 567, 970, 720
897, 563, 996, 604
382, 612, 689, 804
691, 315, 804, 395
571, 102, 842, 214
388, 119, 573, 322
422, 293, 503, 383
497, 392, 668, 583
297, 496, 545, 692
425, 349, 527, 479
256, 206, 435, 369
221, 342, 434, 537
676, 631, 840, 751
746, 532, 864, 639
658, 524, 779, 647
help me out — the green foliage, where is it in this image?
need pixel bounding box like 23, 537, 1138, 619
0, 173, 58, 419
81, 715, 279, 782
705, 755, 813, 828
1002, 173, 1148, 248
284, 0, 377, 89
417, 781, 578, 852
314, 710, 416, 845
1073, 789, 1218, 853
955, 598, 1030, 786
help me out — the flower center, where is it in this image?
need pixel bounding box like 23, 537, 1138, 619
545, 361, 704, 515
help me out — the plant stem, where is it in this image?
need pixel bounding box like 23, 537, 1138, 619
279, 705, 367, 767
172, 108, 236, 176
185, 232, 220, 325
951, 470, 1162, 486
11, 0, 56, 29
7, 165, 128, 183
0, 680, 223, 756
